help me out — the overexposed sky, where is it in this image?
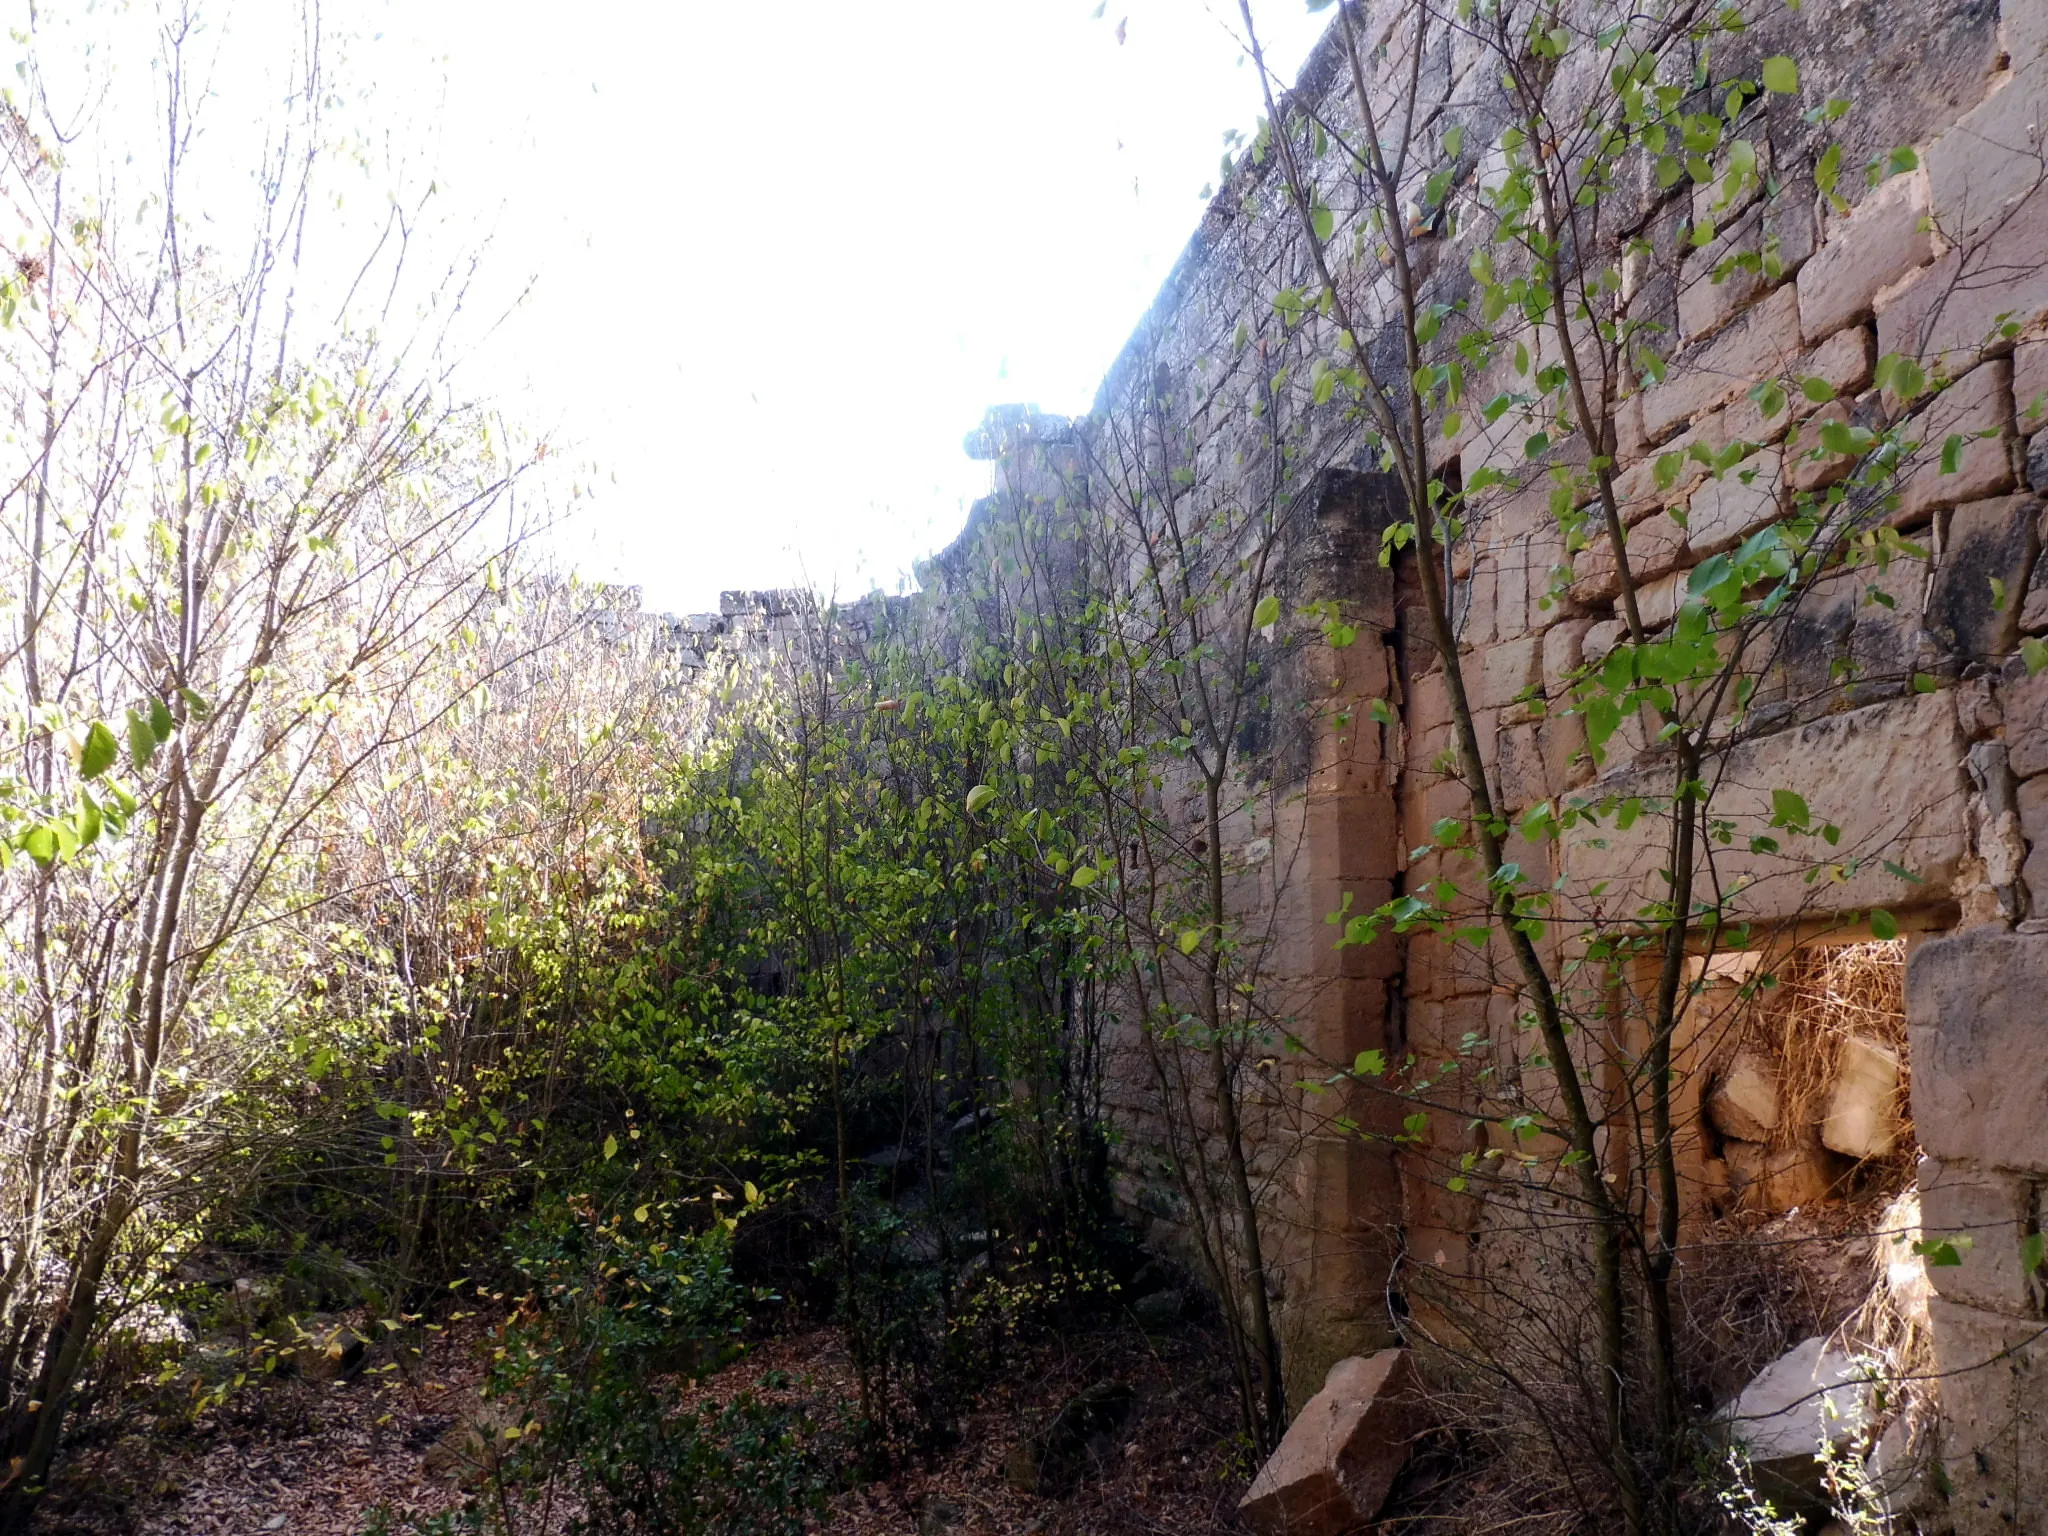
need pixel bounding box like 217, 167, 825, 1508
6, 2, 1329, 613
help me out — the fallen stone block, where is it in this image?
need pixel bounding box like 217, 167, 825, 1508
1718, 1336, 1878, 1516
1709, 1053, 1783, 1143
1821, 1036, 1903, 1159
1239, 1350, 1426, 1536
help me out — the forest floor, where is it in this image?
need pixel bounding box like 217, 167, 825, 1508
41, 1306, 1260, 1536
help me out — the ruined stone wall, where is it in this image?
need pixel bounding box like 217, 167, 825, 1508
955, 0, 2048, 1522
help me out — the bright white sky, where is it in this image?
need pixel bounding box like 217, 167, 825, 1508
8, 1, 1329, 614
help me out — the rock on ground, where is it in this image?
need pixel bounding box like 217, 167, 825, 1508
1238, 1350, 1426, 1536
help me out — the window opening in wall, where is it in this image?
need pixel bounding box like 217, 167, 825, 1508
1680, 937, 1922, 1415
1701, 938, 1912, 1220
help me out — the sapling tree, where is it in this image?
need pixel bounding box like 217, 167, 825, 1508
0, 8, 545, 1521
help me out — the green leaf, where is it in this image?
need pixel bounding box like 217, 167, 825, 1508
20, 823, 57, 867
1253, 593, 1281, 628
1761, 56, 1800, 94
1869, 908, 1899, 941
1912, 672, 1938, 693
1816, 143, 1843, 199
1071, 865, 1100, 889
1941, 434, 1966, 476
1913, 1236, 1970, 1266
1799, 376, 1836, 404
1769, 788, 1810, 828
2023, 637, 2048, 675
1352, 1048, 1387, 1078
603, 1134, 619, 1162
2024, 1231, 2046, 1274
1177, 928, 1205, 956
149, 697, 175, 741
126, 710, 157, 772
1874, 352, 1928, 400
72, 791, 101, 849
964, 783, 996, 816
633, 1204, 651, 1224
80, 721, 118, 780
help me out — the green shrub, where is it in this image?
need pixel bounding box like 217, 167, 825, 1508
485, 1200, 833, 1536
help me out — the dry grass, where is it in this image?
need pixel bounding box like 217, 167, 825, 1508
1743, 938, 1912, 1180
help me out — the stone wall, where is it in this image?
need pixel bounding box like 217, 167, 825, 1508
952, 0, 2048, 1524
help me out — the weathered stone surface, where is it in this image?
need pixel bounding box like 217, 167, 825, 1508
1495, 722, 1546, 811
1926, 62, 2048, 246
1927, 1298, 2048, 1536
1239, 1351, 1426, 1536
2003, 655, 2048, 776
1541, 618, 1593, 698
1614, 415, 1725, 508
1718, 1337, 1877, 1513
1798, 325, 1877, 415
1642, 286, 1803, 444
1708, 1053, 1782, 1142
1685, 448, 1783, 556
1569, 540, 1619, 604
1564, 690, 1968, 920
1907, 925, 2048, 1172
1918, 1158, 2046, 1313
1864, 1412, 1937, 1526
1879, 185, 2048, 374
1785, 402, 1859, 493
1797, 169, 1936, 340
1820, 1036, 1902, 1159
1678, 186, 1815, 344
1636, 570, 1684, 630
1895, 360, 2017, 524
2020, 771, 2048, 901
2018, 338, 2048, 431
1626, 509, 1686, 582
1929, 494, 2039, 659
1477, 636, 1541, 711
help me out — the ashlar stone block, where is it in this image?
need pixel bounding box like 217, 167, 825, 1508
1565, 689, 1968, 922
1796, 170, 1937, 341
1927, 1298, 2048, 1536
1642, 285, 1803, 444
1928, 493, 2039, 660
1908, 925, 2048, 1173
1895, 360, 2017, 524
1879, 184, 2048, 375
1685, 447, 1784, 557
1918, 1157, 2045, 1314
1926, 62, 2048, 247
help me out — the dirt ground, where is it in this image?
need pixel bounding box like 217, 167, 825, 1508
40, 1309, 1259, 1536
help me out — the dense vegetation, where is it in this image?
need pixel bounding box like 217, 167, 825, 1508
3, 0, 2027, 1531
